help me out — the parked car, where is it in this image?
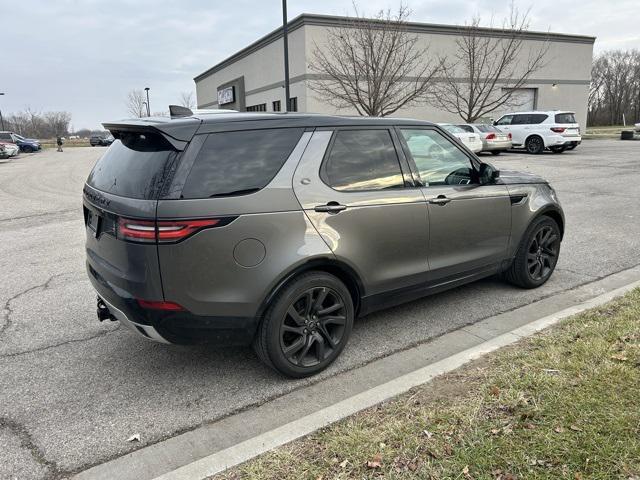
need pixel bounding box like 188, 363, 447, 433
84, 113, 564, 378
493, 111, 581, 154
457, 124, 512, 155
0, 131, 41, 153
90, 134, 114, 146
0, 141, 20, 159
438, 124, 483, 153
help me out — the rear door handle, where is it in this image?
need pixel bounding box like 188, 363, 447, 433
428, 195, 451, 206
314, 202, 347, 213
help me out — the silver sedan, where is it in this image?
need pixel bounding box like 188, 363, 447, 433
457, 123, 512, 155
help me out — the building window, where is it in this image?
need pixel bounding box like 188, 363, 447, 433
246, 103, 267, 112
272, 100, 281, 112
288, 97, 298, 112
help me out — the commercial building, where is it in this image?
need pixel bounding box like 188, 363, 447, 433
194, 14, 595, 126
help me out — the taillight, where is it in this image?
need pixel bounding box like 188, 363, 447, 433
157, 219, 219, 242
508, 133, 512, 139
485, 133, 496, 140
118, 217, 231, 243
118, 218, 156, 243
137, 299, 185, 311
550, 127, 566, 133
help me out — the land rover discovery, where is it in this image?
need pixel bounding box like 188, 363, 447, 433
84, 112, 564, 377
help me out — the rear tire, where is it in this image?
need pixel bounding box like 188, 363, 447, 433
525, 136, 544, 154
491, 150, 502, 155
504, 216, 561, 289
550, 146, 566, 153
253, 272, 354, 378
567, 144, 577, 150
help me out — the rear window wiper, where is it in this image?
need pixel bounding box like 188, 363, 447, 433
209, 188, 261, 198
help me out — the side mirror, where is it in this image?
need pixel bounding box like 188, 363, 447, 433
479, 162, 500, 184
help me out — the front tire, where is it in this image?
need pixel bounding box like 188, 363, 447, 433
505, 216, 561, 289
525, 136, 544, 154
253, 272, 354, 378
22, 146, 34, 153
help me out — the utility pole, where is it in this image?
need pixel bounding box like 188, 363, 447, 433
0, 93, 5, 130
144, 87, 151, 116
282, 0, 291, 112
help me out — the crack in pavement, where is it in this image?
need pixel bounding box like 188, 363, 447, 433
0, 415, 61, 478
0, 208, 78, 224
0, 324, 122, 359
0, 273, 73, 338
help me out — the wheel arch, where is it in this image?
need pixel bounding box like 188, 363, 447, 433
532, 206, 565, 239
256, 257, 364, 320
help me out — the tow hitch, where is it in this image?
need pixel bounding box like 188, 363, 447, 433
97, 296, 117, 322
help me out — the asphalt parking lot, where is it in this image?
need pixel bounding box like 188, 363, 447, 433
1, 140, 639, 479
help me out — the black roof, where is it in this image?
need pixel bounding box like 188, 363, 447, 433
103, 113, 436, 142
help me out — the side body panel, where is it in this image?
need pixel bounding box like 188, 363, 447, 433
156, 131, 334, 318
291, 130, 431, 296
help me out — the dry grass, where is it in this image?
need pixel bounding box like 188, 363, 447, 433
217, 289, 640, 479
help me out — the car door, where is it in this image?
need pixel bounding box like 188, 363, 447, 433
509, 114, 533, 146
397, 127, 511, 281
292, 128, 430, 296
495, 115, 517, 144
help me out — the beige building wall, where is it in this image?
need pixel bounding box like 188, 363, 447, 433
195, 15, 594, 126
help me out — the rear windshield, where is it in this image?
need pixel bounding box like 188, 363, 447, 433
86, 131, 179, 199
181, 128, 304, 198
476, 124, 500, 133
442, 125, 465, 134
555, 113, 576, 124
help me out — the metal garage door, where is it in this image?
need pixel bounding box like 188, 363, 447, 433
503, 87, 537, 110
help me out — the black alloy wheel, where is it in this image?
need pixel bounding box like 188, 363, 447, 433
504, 216, 561, 289
526, 136, 544, 154
280, 286, 346, 367
526, 225, 559, 281
253, 271, 354, 378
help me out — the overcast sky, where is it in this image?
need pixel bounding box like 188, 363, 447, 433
4, 0, 638, 130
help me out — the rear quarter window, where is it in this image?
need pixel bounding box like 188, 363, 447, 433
181, 128, 304, 198
529, 114, 549, 124
86, 132, 179, 199
555, 113, 577, 123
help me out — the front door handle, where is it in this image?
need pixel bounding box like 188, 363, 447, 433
314, 202, 347, 213
428, 195, 451, 206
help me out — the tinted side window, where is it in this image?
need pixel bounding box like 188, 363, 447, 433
401, 129, 475, 186
322, 130, 404, 192
495, 115, 513, 126
529, 114, 549, 124
555, 113, 576, 123
511, 115, 531, 125
0, 133, 11, 141
181, 128, 304, 198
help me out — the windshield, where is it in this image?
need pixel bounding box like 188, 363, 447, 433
15, 134, 25, 141
476, 125, 501, 133
86, 131, 179, 199
442, 125, 465, 134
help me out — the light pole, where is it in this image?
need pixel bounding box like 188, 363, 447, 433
0, 93, 5, 131
144, 87, 151, 116
282, 0, 291, 112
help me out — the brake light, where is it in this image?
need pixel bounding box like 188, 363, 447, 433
508, 133, 512, 139
485, 133, 496, 140
118, 217, 227, 243
118, 218, 156, 242
157, 219, 219, 241
137, 299, 185, 311
550, 127, 566, 133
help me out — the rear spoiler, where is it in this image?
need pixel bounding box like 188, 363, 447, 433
102, 116, 202, 148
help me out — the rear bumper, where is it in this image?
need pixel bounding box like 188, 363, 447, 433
87, 261, 258, 346
482, 140, 512, 151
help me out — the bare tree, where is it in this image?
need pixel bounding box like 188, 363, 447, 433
126, 89, 147, 118
307, 3, 440, 117
431, 4, 549, 122
179, 91, 196, 109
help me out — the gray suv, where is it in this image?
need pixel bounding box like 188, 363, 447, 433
84, 113, 564, 377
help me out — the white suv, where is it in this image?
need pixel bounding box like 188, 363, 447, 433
493, 111, 581, 154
